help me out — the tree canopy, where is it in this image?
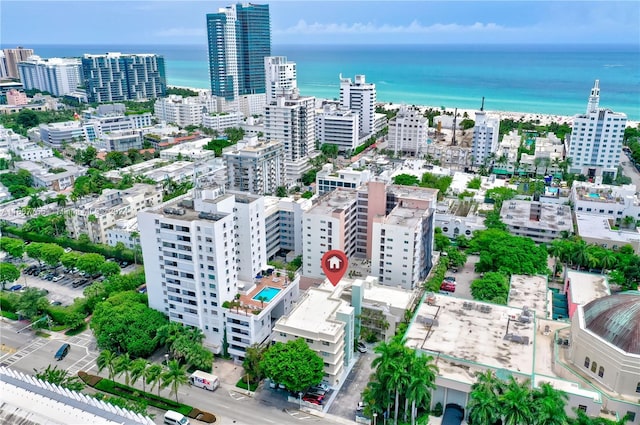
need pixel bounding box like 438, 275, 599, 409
469, 229, 549, 276
90, 291, 167, 357
0, 263, 20, 289
260, 338, 324, 392
471, 272, 509, 304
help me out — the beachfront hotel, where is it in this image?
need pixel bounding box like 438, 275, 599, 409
81, 53, 166, 103
206, 3, 271, 104
17, 56, 83, 97
471, 109, 500, 165
567, 80, 627, 179
340, 74, 376, 138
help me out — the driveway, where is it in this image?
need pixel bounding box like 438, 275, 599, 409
443, 254, 480, 300
328, 345, 375, 421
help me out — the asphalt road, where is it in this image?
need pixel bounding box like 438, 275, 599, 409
619, 158, 640, 191
0, 319, 345, 425
328, 346, 375, 421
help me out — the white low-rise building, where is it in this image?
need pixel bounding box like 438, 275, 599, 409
201, 111, 243, 132
572, 181, 640, 224
14, 157, 85, 192
575, 213, 640, 253
501, 200, 573, 243
388, 105, 428, 156
154, 94, 218, 127
1, 126, 52, 161
159, 137, 216, 161
315, 164, 371, 195
272, 280, 354, 387
96, 130, 143, 152
315, 104, 359, 153
106, 217, 140, 250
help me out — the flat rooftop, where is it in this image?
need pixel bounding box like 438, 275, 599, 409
566, 270, 610, 306
384, 205, 424, 227
575, 213, 640, 244
357, 277, 416, 311
308, 188, 356, 215
274, 282, 347, 337
508, 275, 550, 319
388, 184, 439, 202
406, 294, 535, 377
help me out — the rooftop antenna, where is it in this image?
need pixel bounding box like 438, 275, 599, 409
480, 96, 485, 112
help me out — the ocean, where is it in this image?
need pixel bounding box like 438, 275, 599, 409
20, 44, 640, 120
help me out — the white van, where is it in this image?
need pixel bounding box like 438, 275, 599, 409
189, 370, 219, 391
164, 410, 190, 425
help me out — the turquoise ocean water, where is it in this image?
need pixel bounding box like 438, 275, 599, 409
22, 44, 640, 120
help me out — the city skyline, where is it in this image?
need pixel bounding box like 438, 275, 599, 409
1, 1, 639, 46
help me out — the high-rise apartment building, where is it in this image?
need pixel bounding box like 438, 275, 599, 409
2, 47, 34, 79
303, 181, 437, 290
223, 136, 284, 195
81, 53, 166, 103
264, 56, 297, 104
264, 95, 316, 184
18, 56, 83, 96
138, 185, 268, 352
567, 80, 627, 179
339, 74, 376, 137
206, 3, 271, 103
471, 110, 500, 166
388, 105, 428, 156
315, 104, 360, 153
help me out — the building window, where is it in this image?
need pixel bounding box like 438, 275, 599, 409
626, 412, 636, 422
578, 405, 587, 412
636, 382, 640, 393
591, 361, 597, 373
584, 357, 590, 368
598, 366, 604, 378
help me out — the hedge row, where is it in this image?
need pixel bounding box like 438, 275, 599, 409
1, 226, 139, 264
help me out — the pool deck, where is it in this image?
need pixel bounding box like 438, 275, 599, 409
238, 272, 290, 311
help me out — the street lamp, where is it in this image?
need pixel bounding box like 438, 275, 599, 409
298, 392, 303, 410
373, 412, 377, 425
164, 353, 169, 365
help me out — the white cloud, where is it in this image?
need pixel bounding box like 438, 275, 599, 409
276, 19, 506, 35
155, 28, 206, 37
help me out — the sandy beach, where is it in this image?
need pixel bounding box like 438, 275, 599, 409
167, 85, 640, 128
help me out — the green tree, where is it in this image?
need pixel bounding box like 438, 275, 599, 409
91, 292, 167, 357
407, 354, 438, 425
275, 186, 288, 197
0, 263, 21, 290
434, 227, 450, 252
60, 252, 80, 269
15, 287, 48, 320
27, 194, 45, 209
320, 143, 339, 158
467, 177, 482, 189
460, 118, 475, 130
100, 261, 121, 277
40, 244, 64, 267
97, 350, 118, 381
243, 343, 268, 383
25, 242, 46, 266
500, 377, 534, 425
34, 365, 85, 391
393, 173, 420, 186
115, 353, 133, 385
76, 253, 106, 276
1, 237, 25, 258
55, 194, 67, 207
129, 358, 149, 391
161, 359, 189, 403
467, 370, 502, 425
16, 109, 40, 129
145, 363, 164, 396
470, 272, 509, 304
260, 338, 324, 393
532, 381, 569, 425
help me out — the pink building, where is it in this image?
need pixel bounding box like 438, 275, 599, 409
6, 89, 28, 106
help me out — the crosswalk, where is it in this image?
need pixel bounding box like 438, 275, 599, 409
285, 409, 318, 421
229, 391, 247, 401
66, 352, 98, 376
0, 339, 47, 367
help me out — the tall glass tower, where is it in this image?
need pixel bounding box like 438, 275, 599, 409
206, 3, 271, 101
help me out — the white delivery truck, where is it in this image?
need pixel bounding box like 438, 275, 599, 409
189, 370, 219, 391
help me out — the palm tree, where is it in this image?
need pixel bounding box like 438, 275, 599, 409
533, 157, 543, 176
55, 194, 67, 207
467, 370, 501, 425
27, 194, 44, 209
96, 350, 118, 381
622, 215, 636, 229
145, 363, 164, 396
599, 250, 617, 274
571, 240, 589, 271
156, 322, 184, 351
161, 359, 189, 403
532, 382, 568, 425
407, 354, 438, 425
500, 377, 533, 425
372, 338, 405, 420
129, 358, 149, 391
115, 353, 133, 385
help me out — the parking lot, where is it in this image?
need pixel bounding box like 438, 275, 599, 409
444, 254, 481, 300
328, 344, 375, 421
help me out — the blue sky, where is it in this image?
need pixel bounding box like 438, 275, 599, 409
1, 1, 639, 45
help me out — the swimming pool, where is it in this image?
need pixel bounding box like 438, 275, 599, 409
588, 193, 600, 198
252, 287, 281, 303
547, 187, 559, 194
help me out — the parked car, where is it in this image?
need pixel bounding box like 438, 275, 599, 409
54, 343, 70, 360
356, 401, 366, 412
9, 284, 23, 292
51, 301, 62, 306
52, 275, 65, 282
302, 394, 324, 405
357, 342, 368, 353
443, 276, 456, 282
440, 281, 456, 292
306, 388, 326, 397
64, 247, 72, 253
311, 383, 329, 392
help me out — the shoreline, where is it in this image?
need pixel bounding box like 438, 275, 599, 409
167, 84, 640, 128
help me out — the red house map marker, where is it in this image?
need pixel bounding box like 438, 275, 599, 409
321, 250, 348, 286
